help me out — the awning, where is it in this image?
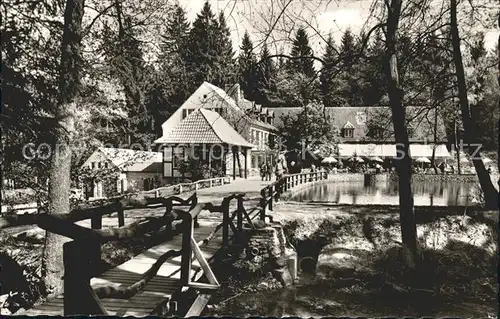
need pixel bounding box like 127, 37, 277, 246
338, 144, 450, 158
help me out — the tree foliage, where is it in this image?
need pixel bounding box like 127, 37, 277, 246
183, 1, 236, 88
238, 31, 258, 101
288, 27, 315, 78
279, 102, 337, 151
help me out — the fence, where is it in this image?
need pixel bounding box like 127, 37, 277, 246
0, 171, 328, 316
259, 170, 328, 220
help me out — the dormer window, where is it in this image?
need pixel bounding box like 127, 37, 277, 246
182, 109, 195, 119
343, 128, 354, 138
407, 123, 415, 137
342, 121, 355, 138
368, 126, 384, 139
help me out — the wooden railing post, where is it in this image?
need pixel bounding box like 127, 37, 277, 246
91, 215, 102, 229
259, 189, 267, 220
180, 217, 194, 286
268, 185, 273, 211
237, 196, 243, 232
64, 239, 105, 316
222, 199, 230, 248
117, 203, 125, 227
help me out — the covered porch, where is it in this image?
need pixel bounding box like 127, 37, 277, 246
154, 108, 255, 182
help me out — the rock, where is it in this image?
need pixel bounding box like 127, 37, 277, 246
273, 268, 293, 287
316, 245, 361, 279
274, 255, 286, 267
257, 281, 269, 289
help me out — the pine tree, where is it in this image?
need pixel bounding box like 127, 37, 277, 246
339, 29, 357, 67
320, 34, 345, 107
101, 15, 155, 145
160, 3, 190, 60
289, 27, 315, 77
213, 11, 236, 86
362, 29, 387, 105
184, 0, 219, 86
337, 28, 363, 106
238, 31, 258, 101
149, 3, 191, 134
255, 43, 277, 105
184, 1, 236, 87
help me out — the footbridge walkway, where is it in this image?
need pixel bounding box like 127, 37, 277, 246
1, 172, 328, 317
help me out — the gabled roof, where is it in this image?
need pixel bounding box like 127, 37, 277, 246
267, 106, 447, 143
155, 108, 254, 148
343, 121, 355, 129
92, 148, 162, 172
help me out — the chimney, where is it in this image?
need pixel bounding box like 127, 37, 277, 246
225, 83, 241, 103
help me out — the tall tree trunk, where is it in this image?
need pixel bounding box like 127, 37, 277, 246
41, 0, 85, 295
450, 0, 499, 209
384, 0, 419, 269
430, 85, 439, 174
431, 108, 438, 174
497, 11, 500, 192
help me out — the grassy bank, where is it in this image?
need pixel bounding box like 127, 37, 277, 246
204, 205, 498, 317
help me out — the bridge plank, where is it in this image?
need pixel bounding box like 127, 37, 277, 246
18, 177, 263, 318
20, 220, 224, 317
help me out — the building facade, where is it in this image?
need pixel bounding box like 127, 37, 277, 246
155, 82, 277, 182
268, 105, 450, 160
80, 147, 164, 199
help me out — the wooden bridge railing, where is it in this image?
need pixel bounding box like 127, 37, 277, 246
0, 190, 259, 316
259, 170, 328, 219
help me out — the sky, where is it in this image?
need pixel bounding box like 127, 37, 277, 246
179, 0, 499, 57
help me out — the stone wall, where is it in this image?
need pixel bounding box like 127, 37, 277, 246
389, 173, 479, 183
243, 222, 296, 286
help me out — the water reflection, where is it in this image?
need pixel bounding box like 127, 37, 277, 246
289, 180, 473, 206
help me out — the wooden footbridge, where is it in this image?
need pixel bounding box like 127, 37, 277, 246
1, 171, 328, 317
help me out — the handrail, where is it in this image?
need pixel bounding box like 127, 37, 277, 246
63, 199, 214, 316
0, 193, 197, 231
258, 170, 328, 220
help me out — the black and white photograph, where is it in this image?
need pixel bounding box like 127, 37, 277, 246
1, 0, 499, 317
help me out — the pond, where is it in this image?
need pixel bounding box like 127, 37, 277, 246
288, 179, 475, 206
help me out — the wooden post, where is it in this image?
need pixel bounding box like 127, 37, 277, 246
91, 216, 102, 229
232, 148, 236, 180
244, 149, 248, 179
64, 239, 105, 316
268, 186, 273, 211
117, 203, 125, 227
180, 217, 194, 286
222, 199, 230, 248
237, 196, 243, 232
259, 198, 266, 221
260, 189, 267, 219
